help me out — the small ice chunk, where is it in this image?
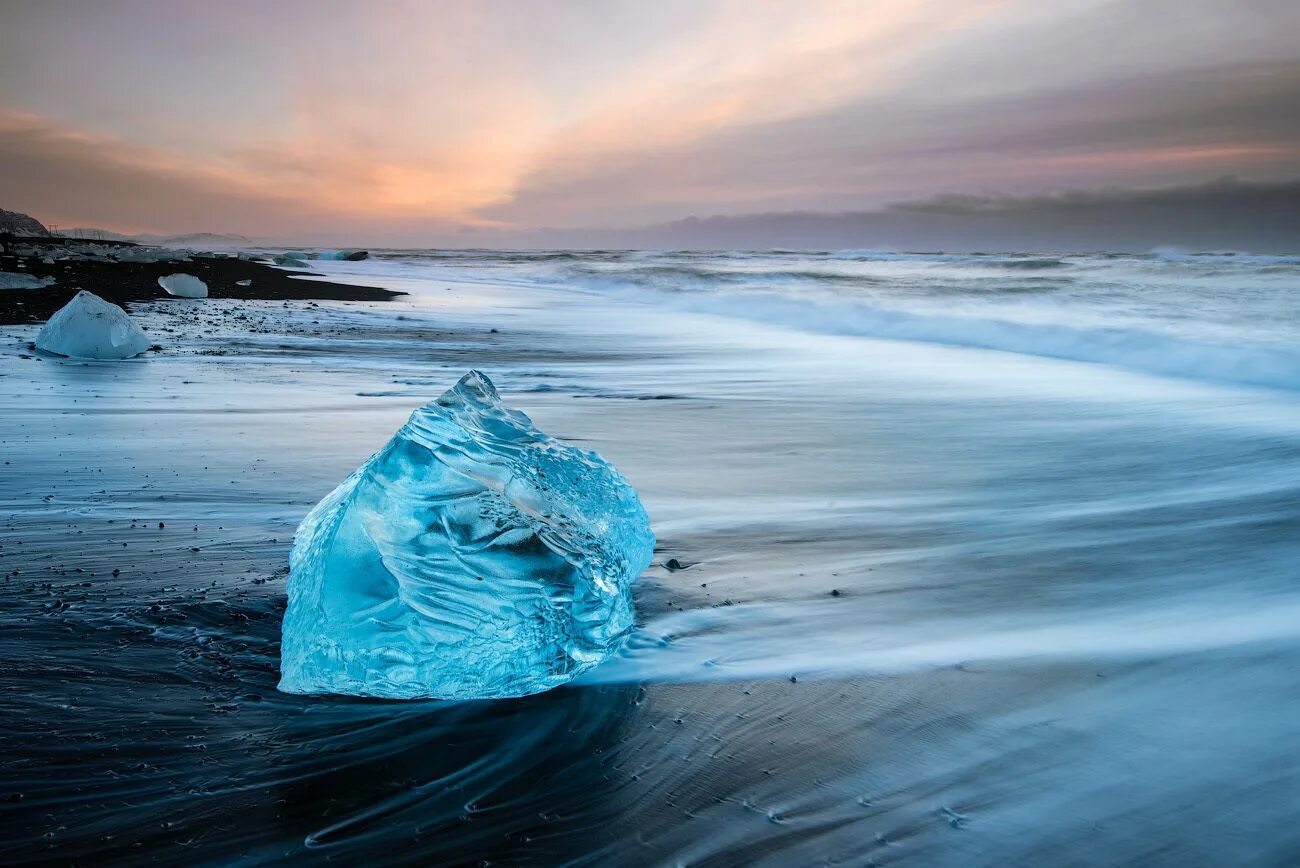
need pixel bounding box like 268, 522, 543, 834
0, 271, 53, 290
157, 273, 208, 298
115, 247, 187, 263
35, 291, 151, 360
274, 251, 309, 267
235, 278, 251, 286
316, 249, 370, 261
278, 371, 655, 700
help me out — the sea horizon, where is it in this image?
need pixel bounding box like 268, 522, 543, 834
3, 1, 1299, 864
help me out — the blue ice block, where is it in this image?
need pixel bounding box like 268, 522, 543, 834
278, 371, 654, 700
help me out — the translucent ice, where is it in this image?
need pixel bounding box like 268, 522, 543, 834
35, 291, 151, 360
278, 371, 655, 700
0, 271, 53, 290
157, 273, 208, 298
316, 249, 370, 261
116, 247, 187, 263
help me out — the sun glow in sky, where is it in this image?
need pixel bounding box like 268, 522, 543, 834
1, 0, 1297, 243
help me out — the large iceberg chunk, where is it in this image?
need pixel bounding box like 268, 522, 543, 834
278, 371, 655, 700
157, 273, 208, 298
35, 291, 151, 360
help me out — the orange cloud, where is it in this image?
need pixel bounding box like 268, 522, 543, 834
3, 0, 1296, 238
514, 0, 1010, 211
0, 109, 485, 235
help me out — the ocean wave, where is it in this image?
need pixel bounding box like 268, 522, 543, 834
1148, 247, 1300, 266
990, 258, 1069, 270
559, 263, 889, 290
664, 291, 1300, 391
344, 250, 1298, 388
372, 250, 633, 264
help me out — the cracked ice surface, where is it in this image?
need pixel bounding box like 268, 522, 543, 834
278, 371, 655, 700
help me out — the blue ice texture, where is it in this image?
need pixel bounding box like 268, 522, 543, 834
278, 371, 655, 700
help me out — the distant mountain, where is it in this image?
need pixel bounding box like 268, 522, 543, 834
59, 229, 254, 248
0, 208, 51, 237
55, 228, 135, 242
138, 231, 254, 248
522, 176, 1300, 253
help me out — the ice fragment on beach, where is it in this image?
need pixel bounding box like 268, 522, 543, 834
0, 271, 53, 289
316, 249, 370, 261
274, 252, 309, 267
115, 247, 187, 263
35, 291, 151, 360
278, 370, 655, 700
157, 273, 208, 298
236, 278, 251, 287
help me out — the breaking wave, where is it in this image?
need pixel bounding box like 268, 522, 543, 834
338, 248, 1300, 391
667, 291, 1300, 391
560, 264, 890, 290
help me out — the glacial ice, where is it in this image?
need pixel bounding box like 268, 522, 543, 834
157, 273, 208, 298
0, 271, 53, 290
278, 371, 655, 700
274, 252, 309, 267
316, 249, 370, 261
35, 291, 151, 360
115, 247, 188, 263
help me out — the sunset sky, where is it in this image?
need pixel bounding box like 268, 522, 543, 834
1, 0, 1297, 245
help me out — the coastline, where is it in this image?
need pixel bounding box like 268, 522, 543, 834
2, 256, 1299, 864
0, 234, 404, 325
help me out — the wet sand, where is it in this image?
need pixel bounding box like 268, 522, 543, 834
2, 263, 1299, 865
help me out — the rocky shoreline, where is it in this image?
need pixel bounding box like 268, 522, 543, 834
0, 234, 405, 325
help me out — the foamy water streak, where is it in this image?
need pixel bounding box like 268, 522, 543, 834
343, 248, 1300, 392
673, 292, 1300, 390
5, 251, 1300, 865
583, 594, 1300, 685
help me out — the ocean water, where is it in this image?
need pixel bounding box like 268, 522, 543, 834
1, 249, 1298, 865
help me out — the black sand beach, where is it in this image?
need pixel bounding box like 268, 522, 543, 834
0, 235, 403, 325
2, 251, 1299, 866
4, 0, 1298, 862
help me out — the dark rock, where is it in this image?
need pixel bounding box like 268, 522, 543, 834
0, 236, 405, 325
0, 208, 50, 237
